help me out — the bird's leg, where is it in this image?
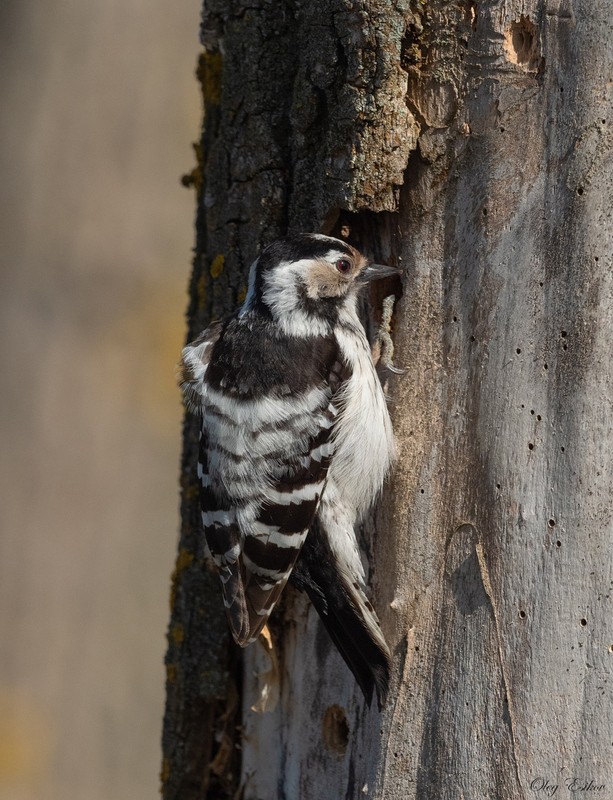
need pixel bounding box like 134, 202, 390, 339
372, 294, 404, 378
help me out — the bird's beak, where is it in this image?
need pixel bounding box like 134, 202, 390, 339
358, 263, 401, 283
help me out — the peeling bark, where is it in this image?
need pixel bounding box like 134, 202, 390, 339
163, 1, 613, 798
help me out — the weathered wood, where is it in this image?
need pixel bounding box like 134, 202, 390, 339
163, 0, 613, 797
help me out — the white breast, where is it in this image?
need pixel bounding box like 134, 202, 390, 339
329, 317, 395, 519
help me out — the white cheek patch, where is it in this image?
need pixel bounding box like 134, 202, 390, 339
261, 257, 355, 336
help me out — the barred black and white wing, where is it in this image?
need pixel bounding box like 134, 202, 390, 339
180, 316, 349, 646
179, 321, 223, 412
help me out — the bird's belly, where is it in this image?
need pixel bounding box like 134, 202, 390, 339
329, 338, 394, 518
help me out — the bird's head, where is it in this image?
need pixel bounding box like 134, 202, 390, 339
240, 233, 398, 336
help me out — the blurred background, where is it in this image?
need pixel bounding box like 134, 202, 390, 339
0, 2, 201, 798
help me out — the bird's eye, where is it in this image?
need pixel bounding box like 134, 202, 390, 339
335, 258, 352, 274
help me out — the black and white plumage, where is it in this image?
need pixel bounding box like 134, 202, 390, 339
180, 233, 397, 709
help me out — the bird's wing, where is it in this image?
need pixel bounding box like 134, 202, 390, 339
180, 320, 253, 640
187, 318, 351, 646
238, 368, 345, 644
179, 320, 224, 412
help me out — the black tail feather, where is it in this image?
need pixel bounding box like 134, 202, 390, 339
290, 520, 391, 710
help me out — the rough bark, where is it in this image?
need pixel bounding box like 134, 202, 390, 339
162, 1, 613, 798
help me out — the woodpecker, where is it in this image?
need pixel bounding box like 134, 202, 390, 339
180, 233, 397, 709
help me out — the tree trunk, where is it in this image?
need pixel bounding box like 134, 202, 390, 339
162, 1, 613, 798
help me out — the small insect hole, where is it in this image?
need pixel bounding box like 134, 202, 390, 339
519, 610, 527, 619
528, 442, 534, 450
577, 187, 584, 196
548, 519, 555, 528
561, 446, 565, 453
556, 540, 562, 548
537, 414, 542, 421
516, 348, 522, 354
530, 409, 535, 415
544, 363, 548, 370
580, 618, 587, 627
322, 705, 349, 755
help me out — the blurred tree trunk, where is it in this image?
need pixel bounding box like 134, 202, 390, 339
162, 1, 613, 798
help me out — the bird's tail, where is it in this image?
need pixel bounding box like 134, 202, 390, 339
290, 516, 391, 710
